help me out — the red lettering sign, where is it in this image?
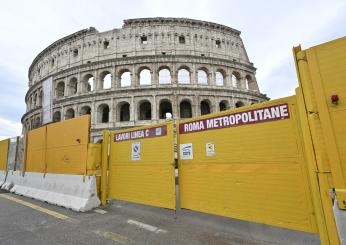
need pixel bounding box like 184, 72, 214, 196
179, 103, 290, 134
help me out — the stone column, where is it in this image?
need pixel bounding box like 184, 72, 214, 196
130, 96, 135, 122
190, 63, 196, 84
172, 64, 177, 86
77, 73, 83, 94
91, 101, 96, 125
152, 95, 157, 121
112, 66, 117, 88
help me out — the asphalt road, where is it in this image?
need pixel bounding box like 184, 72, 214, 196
0, 189, 319, 245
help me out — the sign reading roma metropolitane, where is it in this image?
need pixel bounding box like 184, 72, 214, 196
179, 103, 290, 134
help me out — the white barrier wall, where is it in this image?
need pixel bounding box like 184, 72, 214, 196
1, 171, 100, 212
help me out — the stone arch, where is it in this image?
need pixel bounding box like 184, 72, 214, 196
180, 99, 192, 118
158, 67, 171, 84
138, 67, 151, 85
219, 100, 229, 111
100, 71, 112, 89
200, 99, 211, 115
117, 101, 130, 122
65, 108, 75, 120
56, 81, 65, 98
215, 69, 226, 86
197, 67, 208, 84
33, 117, 41, 129
68, 77, 78, 95
245, 74, 257, 90
178, 66, 191, 84
235, 101, 245, 108
232, 71, 241, 88
53, 111, 61, 122
80, 105, 91, 115
97, 104, 110, 123
159, 99, 173, 119
138, 100, 152, 120
82, 74, 94, 92
119, 69, 131, 87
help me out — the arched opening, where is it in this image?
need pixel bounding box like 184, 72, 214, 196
65, 108, 75, 120
215, 71, 224, 86
179, 35, 185, 44
159, 100, 173, 119
56, 81, 65, 98
33, 93, 37, 107
53, 111, 61, 122
68, 77, 78, 95
33, 117, 41, 129
245, 75, 257, 90
180, 100, 192, 118
235, 101, 245, 108
80, 106, 91, 115
120, 71, 131, 87
232, 72, 241, 88
101, 72, 112, 89
219, 100, 229, 111
197, 69, 208, 84
97, 104, 110, 123
158, 68, 171, 84
178, 68, 190, 84
200, 100, 211, 115
37, 91, 42, 106
83, 74, 94, 92
118, 102, 130, 122
139, 101, 151, 120
139, 68, 151, 85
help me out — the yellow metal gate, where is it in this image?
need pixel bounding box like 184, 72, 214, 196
293, 37, 346, 245
108, 122, 176, 210
178, 97, 318, 233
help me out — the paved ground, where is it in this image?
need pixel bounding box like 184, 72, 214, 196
0, 189, 319, 245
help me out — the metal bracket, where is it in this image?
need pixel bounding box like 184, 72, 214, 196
335, 189, 346, 210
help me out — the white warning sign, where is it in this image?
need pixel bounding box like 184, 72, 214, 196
131, 142, 141, 161
206, 142, 215, 157
180, 143, 193, 160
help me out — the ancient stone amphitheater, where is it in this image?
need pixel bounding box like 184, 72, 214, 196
22, 17, 268, 141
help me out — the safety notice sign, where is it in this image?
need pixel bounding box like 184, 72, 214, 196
132, 142, 141, 161
206, 142, 215, 157
180, 143, 193, 160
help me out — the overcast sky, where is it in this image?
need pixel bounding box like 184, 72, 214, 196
0, 0, 345, 139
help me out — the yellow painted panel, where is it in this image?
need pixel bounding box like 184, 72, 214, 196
178, 97, 317, 233
0, 139, 9, 170
45, 116, 90, 174
26, 126, 46, 172
180, 163, 314, 232
46, 115, 90, 148
87, 143, 101, 171
110, 123, 174, 165
45, 145, 87, 174
306, 37, 346, 186
108, 122, 175, 209
109, 165, 175, 209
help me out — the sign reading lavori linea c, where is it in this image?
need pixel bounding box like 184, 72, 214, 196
179, 103, 290, 134
114, 125, 167, 142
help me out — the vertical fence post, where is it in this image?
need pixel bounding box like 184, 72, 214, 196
101, 130, 109, 206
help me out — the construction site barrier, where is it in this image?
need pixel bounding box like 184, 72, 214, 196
0, 139, 9, 186
0, 37, 345, 244
107, 122, 176, 210
1, 115, 101, 211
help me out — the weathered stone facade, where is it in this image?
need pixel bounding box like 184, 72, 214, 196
22, 17, 268, 142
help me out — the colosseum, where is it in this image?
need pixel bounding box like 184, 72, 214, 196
22, 17, 268, 142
